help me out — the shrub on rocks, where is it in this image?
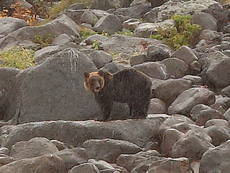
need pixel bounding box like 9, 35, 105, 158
150, 15, 201, 49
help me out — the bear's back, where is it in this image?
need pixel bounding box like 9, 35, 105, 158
112, 68, 152, 102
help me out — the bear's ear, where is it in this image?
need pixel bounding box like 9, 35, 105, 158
98, 70, 113, 80
84, 72, 90, 78
98, 70, 105, 77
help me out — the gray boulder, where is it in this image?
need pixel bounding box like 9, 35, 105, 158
159, 115, 195, 132
99, 61, 126, 74
130, 54, 146, 66
1, 118, 164, 149
200, 140, 230, 173
113, 3, 152, 19
93, 14, 122, 35
172, 46, 198, 66
34, 42, 78, 64
168, 87, 215, 116
69, 163, 100, 173
0, 147, 9, 155
84, 34, 108, 45
205, 119, 229, 127
0, 154, 66, 173
147, 157, 192, 173
0, 67, 20, 121
133, 62, 168, 79
52, 34, 73, 46
89, 50, 113, 69
0, 17, 28, 38
160, 128, 184, 156
190, 104, 212, 121
146, 0, 221, 22
89, 0, 131, 10
16, 48, 101, 123
10, 137, 59, 160
199, 29, 222, 43
59, 9, 85, 25
153, 79, 192, 108
192, 12, 217, 31
100, 34, 162, 56
196, 108, 225, 126
182, 75, 203, 86
146, 45, 170, 62
80, 10, 98, 26
204, 126, 230, 146
224, 108, 230, 121
54, 147, 88, 171
134, 19, 174, 38
83, 139, 142, 163
161, 58, 188, 79
171, 129, 214, 162
170, 123, 212, 141
147, 98, 167, 114
0, 14, 81, 50
204, 51, 230, 88
0, 155, 14, 167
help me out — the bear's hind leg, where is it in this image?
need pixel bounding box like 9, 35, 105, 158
130, 100, 150, 119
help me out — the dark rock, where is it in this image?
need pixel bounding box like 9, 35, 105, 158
171, 129, 214, 162
200, 140, 230, 173
83, 139, 142, 163
168, 87, 215, 116
153, 78, 192, 108
161, 58, 188, 79
89, 50, 112, 69
147, 98, 167, 114
10, 137, 59, 160
113, 3, 152, 19
133, 62, 168, 79
146, 45, 170, 62
196, 108, 225, 126
192, 12, 217, 31
16, 48, 101, 123
204, 126, 230, 146
0, 67, 20, 121
1, 118, 164, 149
93, 14, 122, 35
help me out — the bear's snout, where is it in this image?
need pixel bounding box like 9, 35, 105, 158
93, 81, 101, 93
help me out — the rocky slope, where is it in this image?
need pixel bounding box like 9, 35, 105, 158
0, 0, 230, 172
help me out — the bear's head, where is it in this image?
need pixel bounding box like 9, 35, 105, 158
84, 70, 113, 93
84, 70, 106, 93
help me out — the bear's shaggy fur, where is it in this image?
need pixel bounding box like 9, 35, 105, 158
84, 68, 152, 121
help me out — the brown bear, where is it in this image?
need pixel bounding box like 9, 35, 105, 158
84, 68, 152, 121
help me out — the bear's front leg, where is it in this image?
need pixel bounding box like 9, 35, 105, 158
100, 102, 113, 121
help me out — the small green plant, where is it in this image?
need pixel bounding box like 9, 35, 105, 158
80, 27, 97, 40
150, 14, 201, 49
101, 30, 110, 37
117, 31, 134, 36
0, 46, 35, 69
34, 34, 53, 48
92, 40, 101, 50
